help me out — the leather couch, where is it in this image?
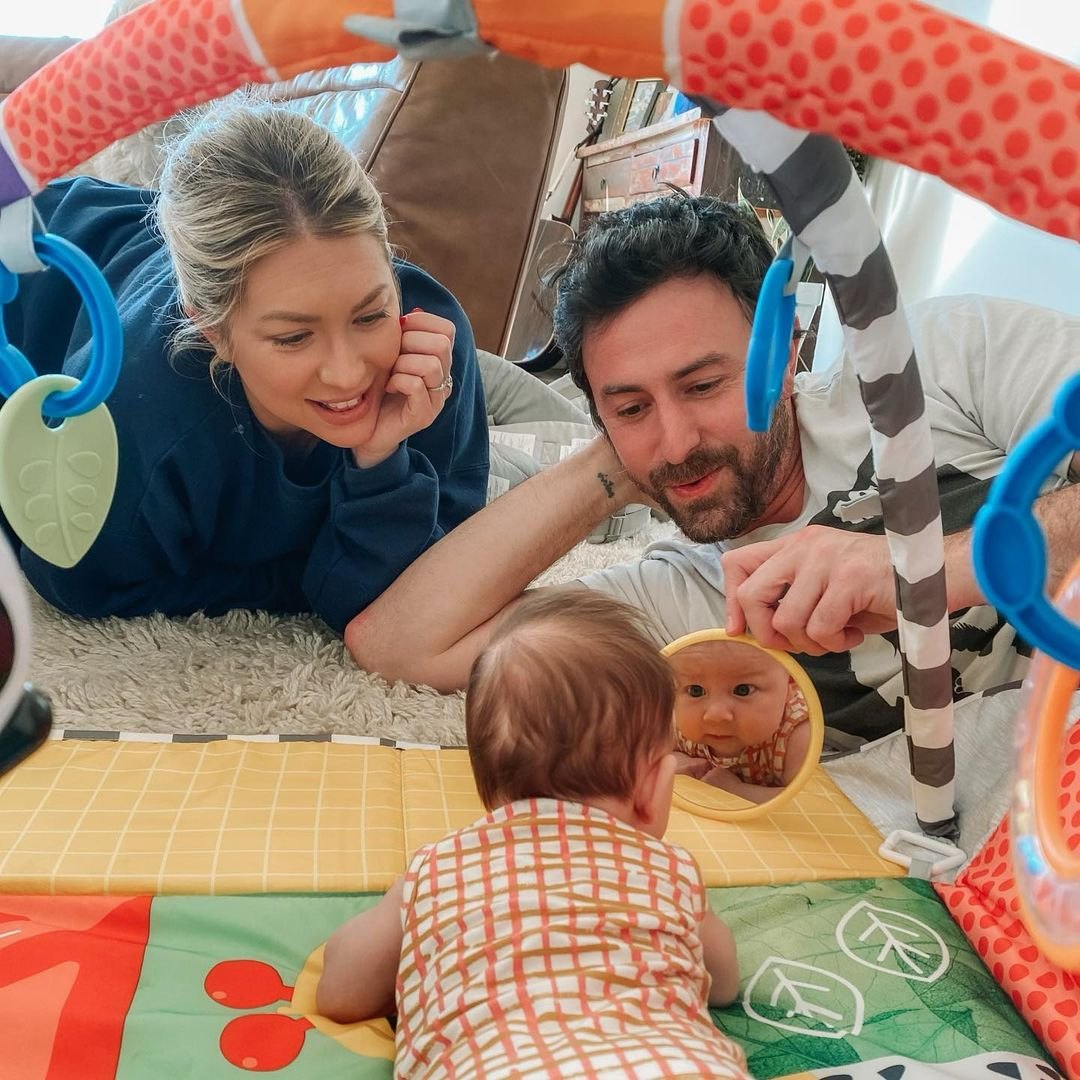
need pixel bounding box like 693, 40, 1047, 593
0, 36, 567, 355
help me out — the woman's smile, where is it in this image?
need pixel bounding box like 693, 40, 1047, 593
308, 390, 375, 425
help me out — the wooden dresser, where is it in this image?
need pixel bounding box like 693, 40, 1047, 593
576, 108, 767, 229
502, 106, 808, 370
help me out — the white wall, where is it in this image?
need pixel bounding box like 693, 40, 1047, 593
1, 1, 113, 38
813, 159, 1080, 368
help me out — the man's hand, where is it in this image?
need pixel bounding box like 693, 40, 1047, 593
352, 308, 455, 469
721, 526, 899, 655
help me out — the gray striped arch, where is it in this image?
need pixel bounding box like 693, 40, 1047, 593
702, 105, 958, 837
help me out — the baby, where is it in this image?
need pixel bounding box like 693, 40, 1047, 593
669, 639, 811, 804
318, 591, 751, 1080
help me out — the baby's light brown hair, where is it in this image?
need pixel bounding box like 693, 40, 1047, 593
466, 591, 676, 810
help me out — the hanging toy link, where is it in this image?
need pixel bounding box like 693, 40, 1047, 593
0, 228, 121, 569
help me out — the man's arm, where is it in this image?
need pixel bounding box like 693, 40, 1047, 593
723, 458, 1080, 655
345, 436, 637, 690
1035, 453, 1080, 589
946, 455, 1080, 605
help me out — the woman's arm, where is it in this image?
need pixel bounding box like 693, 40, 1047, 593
18, 440, 312, 620
317, 879, 405, 1024
20, 536, 309, 619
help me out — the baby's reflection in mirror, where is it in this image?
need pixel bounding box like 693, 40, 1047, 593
667, 640, 812, 805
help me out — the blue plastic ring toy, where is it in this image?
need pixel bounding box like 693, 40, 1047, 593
745, 254, 796, 432
0, 263, 37, 397
0, 232, 122, 418
971, 372, 1080, 671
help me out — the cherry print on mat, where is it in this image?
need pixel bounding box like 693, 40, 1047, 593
204, 954, 395, 1071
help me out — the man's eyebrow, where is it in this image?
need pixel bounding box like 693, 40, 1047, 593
257, 285, 389, 324
672, 353, 736, 380
599, 352, 735, 397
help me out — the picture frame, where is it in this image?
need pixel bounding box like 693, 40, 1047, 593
647, 90, 675, 127
621, 78, 665, 135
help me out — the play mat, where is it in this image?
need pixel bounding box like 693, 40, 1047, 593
0, 0, 1078, 1076
0, 880, 1057, 1079
0, 728, 1077, 1079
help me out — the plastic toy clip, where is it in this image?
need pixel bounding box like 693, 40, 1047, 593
744, 235, 811, 432
879, 829, 967, 880
0, 232, 122, 417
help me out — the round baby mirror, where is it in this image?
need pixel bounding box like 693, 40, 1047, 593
661, 629, 825, 822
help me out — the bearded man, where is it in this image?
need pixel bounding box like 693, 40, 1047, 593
347, 194, 1080, 743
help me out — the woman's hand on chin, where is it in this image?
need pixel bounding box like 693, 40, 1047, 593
352, 308, 456, 469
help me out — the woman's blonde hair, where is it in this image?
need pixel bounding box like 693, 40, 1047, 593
154, 97, 390, 374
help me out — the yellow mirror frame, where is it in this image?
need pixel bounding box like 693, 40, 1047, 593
661, 629, 825, 822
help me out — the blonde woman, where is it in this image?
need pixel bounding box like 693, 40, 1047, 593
8, 102, 488, 633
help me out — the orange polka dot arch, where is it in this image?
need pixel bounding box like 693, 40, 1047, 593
0, 0, 1076, 237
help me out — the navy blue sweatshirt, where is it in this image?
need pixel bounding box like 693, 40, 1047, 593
5, 178, 489, 633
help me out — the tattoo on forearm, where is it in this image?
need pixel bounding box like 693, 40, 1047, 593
597, 472, 616, 499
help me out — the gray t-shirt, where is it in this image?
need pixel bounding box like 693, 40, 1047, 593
579, 295, 1079, 741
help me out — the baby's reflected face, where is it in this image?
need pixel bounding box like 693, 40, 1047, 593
668, 641, 790, 755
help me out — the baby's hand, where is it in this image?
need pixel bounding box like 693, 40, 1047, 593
673, 752, 713, 780
703, 766, 786, 805
700, 765, 745, 792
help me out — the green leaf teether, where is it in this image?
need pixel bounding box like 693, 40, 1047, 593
0, 374, 118, 568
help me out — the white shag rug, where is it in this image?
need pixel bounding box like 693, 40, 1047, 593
27, 522, 678, 742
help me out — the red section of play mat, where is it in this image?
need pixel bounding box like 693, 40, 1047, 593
0, 895, 151, 1080
936, 721, 1080, 1080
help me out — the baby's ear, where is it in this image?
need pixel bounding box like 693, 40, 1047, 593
634, 751, 678, 837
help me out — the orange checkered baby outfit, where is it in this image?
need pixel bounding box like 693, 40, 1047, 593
678, 679, 809, 787
395, 798, 750, 1080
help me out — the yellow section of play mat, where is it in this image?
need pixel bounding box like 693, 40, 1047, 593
0, 740, 903, 894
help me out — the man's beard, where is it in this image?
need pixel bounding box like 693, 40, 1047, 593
631, 404, 795, 543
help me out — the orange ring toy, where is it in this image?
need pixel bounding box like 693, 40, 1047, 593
1011, 556, 1080, 970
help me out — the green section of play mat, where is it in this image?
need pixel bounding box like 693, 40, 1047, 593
115, 893, 390, 1079
104, 881, 1047, 1078
709, 878, 1049, 1078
